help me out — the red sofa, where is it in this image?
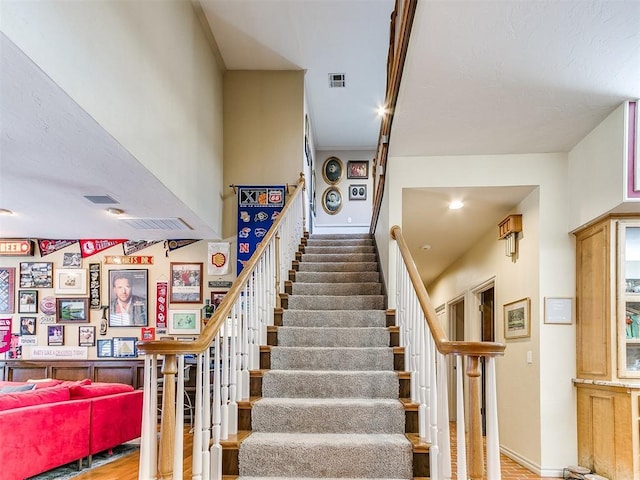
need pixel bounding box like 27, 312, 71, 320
0, 379, 143, 480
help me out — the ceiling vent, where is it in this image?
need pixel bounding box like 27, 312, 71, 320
120, 217, 193, 231
84, 195, 119, 204
328, 73, 346, 88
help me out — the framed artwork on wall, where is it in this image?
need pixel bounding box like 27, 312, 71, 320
47, 325, 64, 346
503, 297, 530, 339
347, 160, 369, 179
168, 309, 201, 335
349, 184, 367, 201
54, 268, 87, 295
322, 186, 343, 215
322, 156, 343, 185
18, 290, 37, 313
0, 267, 15, 314
113, 337, 137, 358
56, 298, 89, 323
97, 339, 113, 358
108, 269, 148, 327
20, 317, 36, 336
170, 263, 203, 303
19, 262, 53, 288
79, 326, 96, 346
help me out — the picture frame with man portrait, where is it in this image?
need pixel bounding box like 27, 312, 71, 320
108, 269, 148, 327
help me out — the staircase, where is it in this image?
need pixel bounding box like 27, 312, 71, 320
234, 233, 419, 480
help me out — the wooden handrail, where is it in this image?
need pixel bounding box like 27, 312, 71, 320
370, 0, 417, 235
137, 173, 306, 357
391, 225, 505, 358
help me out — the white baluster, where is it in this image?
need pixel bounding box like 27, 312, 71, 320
456, 355, 467, 480
193, 353, 203, 480
174, 355, 185, 479
486, 356, 501, 480
138, 355, 158, 479
211, 332, 222, 480
228, 306, 238, 435
220, 320, 229, 440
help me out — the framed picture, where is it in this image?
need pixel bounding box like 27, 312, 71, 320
54, 268, 88, 295
78, 326, 96, 346
20, 316, 36, 336
113, 336, 137, 358
47, 325, 64, 346
211, 291, 226, 310
19, 262, 53, 288
322, 186, 343, 215
108, 269, 148, 327
170, 263, 203, 303
349, 184, 367, 201
62, 252, 82, 268
56, 298, 89, 323
322, 156, 343, 185
97, 338, 113, 358
347, 160, 369, 179
0, 267, 15, 314
168, 309, 201, 335
18, 290, 38, 313
504, 297, 530, 339
544, 297, 573, 325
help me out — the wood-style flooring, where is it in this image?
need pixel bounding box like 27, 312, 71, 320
71, 426, 563, 480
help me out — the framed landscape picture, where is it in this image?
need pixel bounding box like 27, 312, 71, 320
56, 298, 89, 323
504, 297, 530, 339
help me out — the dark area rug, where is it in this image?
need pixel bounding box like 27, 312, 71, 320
27, 443, 139, 480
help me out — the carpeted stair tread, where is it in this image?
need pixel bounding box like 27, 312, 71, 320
281, 309, 387, 327
287, 295, 384, 310
297, 261, 378, 272
262, 370, 399, 398
239, 432, 412, 478
301, 253, 377, 263
271, 347, 394, 370
304, 245, 375, 254
251, 398, 405, 433
291, 282, 382, 296
306, 237, 373, 246
308, 233, 372, 239
295, 271, 380, 283
278, 326, 389, 347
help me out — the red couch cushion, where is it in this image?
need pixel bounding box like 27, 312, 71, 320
0, 386, 70, 411
69, 382, 133, 399
27, 378, 64, 389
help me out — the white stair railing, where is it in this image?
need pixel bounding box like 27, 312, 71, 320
391, 225, 505, 480
137, 174, 306, 480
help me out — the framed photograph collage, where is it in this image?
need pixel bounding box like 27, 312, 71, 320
319, 156, 370, 215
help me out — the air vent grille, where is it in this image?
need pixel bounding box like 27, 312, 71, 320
328, 73, 346, 88
84, 195, 118, 204
120, 217, 193, 231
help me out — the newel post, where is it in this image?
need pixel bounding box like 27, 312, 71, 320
159, 354, 178, 480
467, 355, 484, 480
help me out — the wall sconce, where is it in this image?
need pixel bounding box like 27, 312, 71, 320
498, 214, 522, 258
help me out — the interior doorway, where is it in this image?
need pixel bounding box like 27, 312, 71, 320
478, 286, 495, 435
448, 297, 465, 421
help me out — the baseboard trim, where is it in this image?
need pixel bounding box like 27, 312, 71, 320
500, 445, 565, 478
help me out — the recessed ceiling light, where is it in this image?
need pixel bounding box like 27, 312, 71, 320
0, 208, 13, 215
106, 207, 125, 215
421, 244, 431, 251
449, 200, 464, 210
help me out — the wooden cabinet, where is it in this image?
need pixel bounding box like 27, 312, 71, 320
0, 359, 145, 388
575, 215, 640, 479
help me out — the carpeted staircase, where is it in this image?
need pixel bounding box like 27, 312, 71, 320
237, 233, 413, 480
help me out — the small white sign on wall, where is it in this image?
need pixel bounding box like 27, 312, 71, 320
544, 297, 573, 324
30, 346, 88, 360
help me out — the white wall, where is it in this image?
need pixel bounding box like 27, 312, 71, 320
382, 152, 575, 475
0, 0, 225, 236
568, 103, 629, 231
313, 150, 374, 235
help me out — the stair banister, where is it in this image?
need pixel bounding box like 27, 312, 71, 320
390, 225, 505, 480
137, 174, 306, 480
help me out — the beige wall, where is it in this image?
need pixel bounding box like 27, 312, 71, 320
380, 152, 575, 475
0, 240, 231, 360
222, 70, 305, 238
0, 0, 225, 237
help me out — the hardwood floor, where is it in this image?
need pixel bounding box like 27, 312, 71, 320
73, 426, 562, 479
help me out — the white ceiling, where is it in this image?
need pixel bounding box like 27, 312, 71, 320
1, 0, 639, 284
